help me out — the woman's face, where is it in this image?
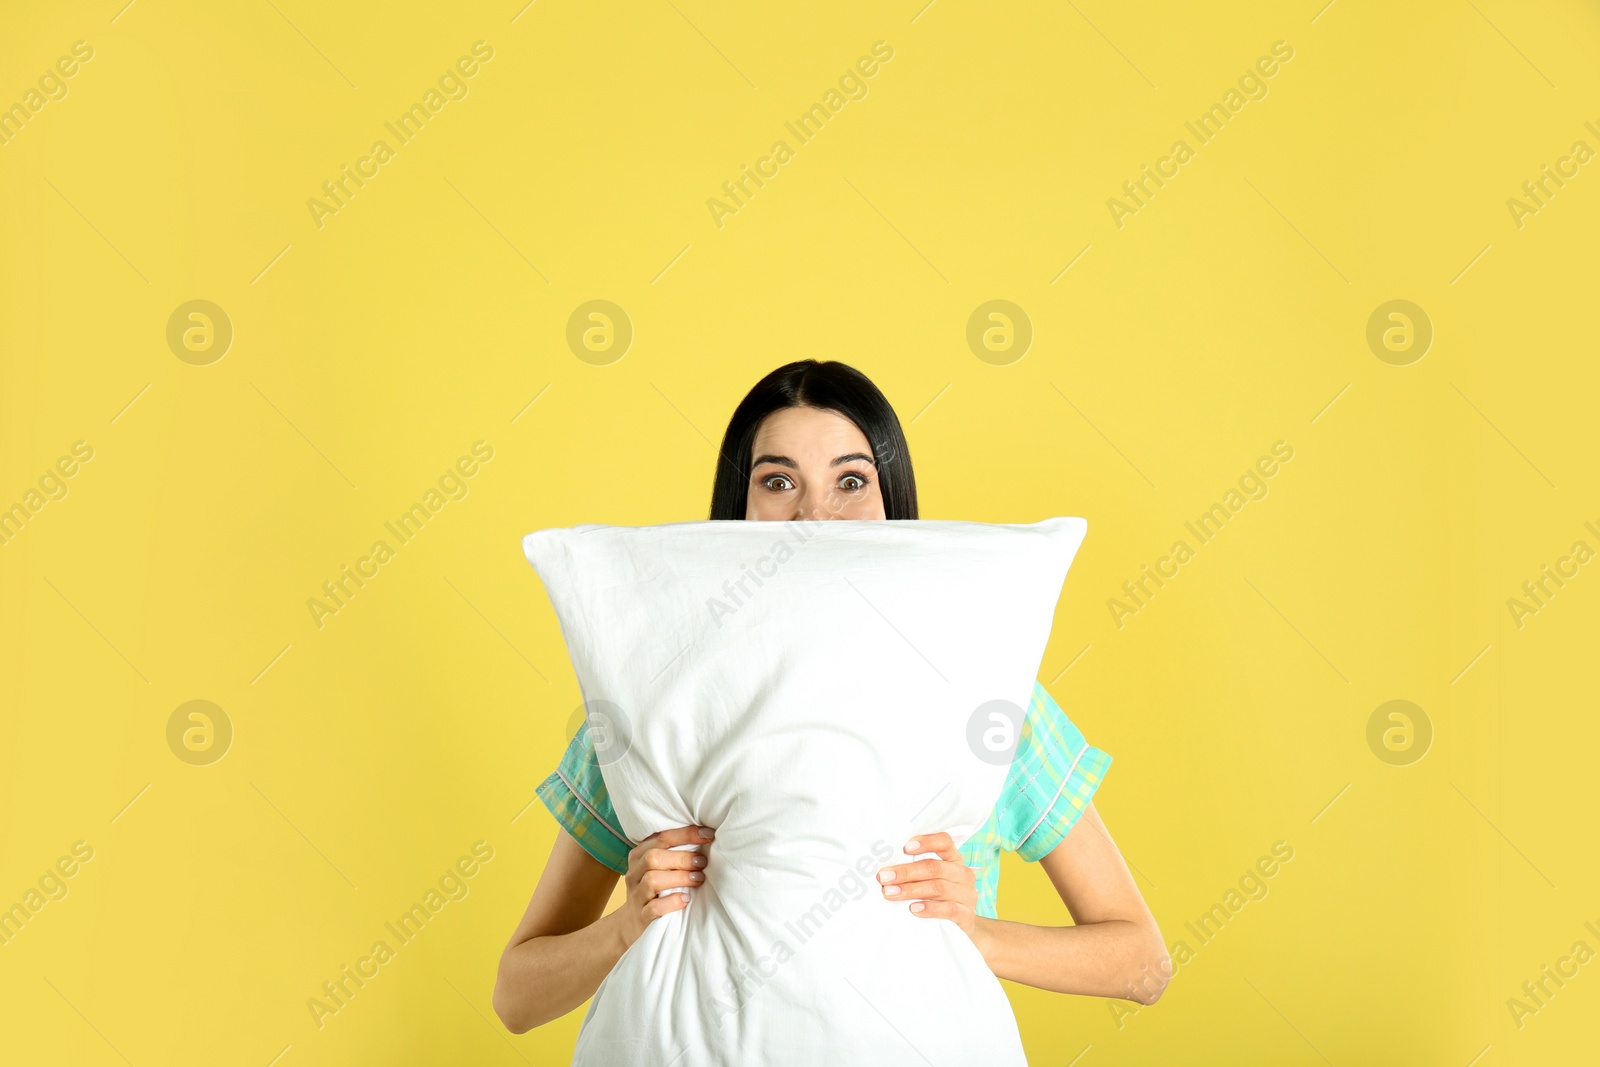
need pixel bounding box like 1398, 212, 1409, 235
745, 405, 886, 521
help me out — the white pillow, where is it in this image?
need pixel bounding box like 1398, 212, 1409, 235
522, 516, 1088, 1067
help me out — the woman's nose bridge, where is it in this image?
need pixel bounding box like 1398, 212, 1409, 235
794, 483, 840, 520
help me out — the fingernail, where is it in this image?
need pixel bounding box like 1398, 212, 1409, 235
905, 839, 920, 852
884, 885, 900, 896
877, 870, 895, 883
910, 902, 925, 913
699, 827, 714, 839
690, 871, 704, 881
691, 854, 707, 868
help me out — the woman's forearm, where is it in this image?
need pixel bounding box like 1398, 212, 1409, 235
972, 916, 1171, 1004
493, 908, 631, 1033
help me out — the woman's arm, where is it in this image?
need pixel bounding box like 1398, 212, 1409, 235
881, 806, 1168, 1004
972, 803, 1170, 1003
493, 824, 711, 1033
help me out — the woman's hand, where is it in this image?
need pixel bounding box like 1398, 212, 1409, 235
876, 832, 979, 941
615, 825, 713, 950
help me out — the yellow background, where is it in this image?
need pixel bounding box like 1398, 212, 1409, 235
3, 0, 1597, 1063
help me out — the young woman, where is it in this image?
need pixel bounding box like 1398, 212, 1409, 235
494, 359, 1170, 1037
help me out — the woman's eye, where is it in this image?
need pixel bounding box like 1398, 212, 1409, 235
760, 474, 793, 491
839, 474, 867, 491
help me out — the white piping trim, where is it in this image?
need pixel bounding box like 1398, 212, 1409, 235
554, 766, 637, 850
1017, 740, 1092, 849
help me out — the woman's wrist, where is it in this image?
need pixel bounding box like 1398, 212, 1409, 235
598, 903, 636, 957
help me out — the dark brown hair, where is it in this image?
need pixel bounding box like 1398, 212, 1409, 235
708, 360, 918, 520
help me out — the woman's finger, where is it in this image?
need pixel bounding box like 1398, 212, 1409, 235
638, 867, 705, 898
903, 832, 958, 861
905, 899, 969, 922
642, 892, 691, 919
635, 824, 714, 854
879, 877, 957, 901
876, 857, 951, 886
640, 846, 709, 872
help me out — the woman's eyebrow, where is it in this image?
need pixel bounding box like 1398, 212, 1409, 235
751, 452, 876, 469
